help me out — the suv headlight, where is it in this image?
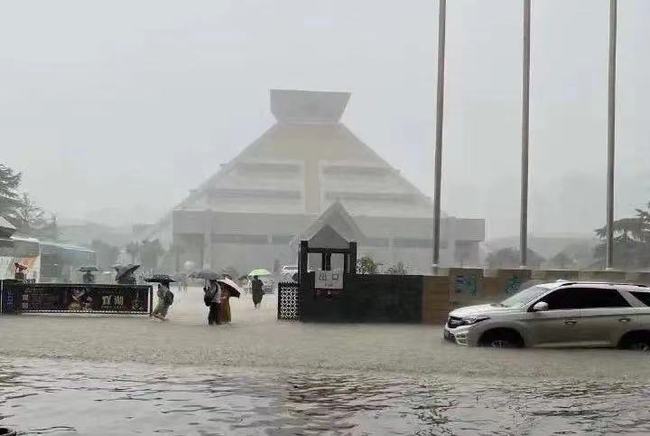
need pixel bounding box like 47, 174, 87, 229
463, 316, 490, 325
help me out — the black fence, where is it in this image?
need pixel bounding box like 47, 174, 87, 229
0, 281, 153, 315
300, 273, 423, 323
278, 282, 300, 320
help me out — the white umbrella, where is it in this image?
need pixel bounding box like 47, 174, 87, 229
217, 278, 243, 298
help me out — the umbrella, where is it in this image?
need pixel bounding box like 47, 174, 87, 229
145, 274, 176, 284
248, 268, 271, 277
14, 262, 28, 271
79, 266, 99, 272
115, 264, 140, 281
189, 270, 220, 280
217, 278, 243, 298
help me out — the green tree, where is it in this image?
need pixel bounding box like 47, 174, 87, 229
385, 261, 408, 275
0, 164, 22, 220
357, 256, 380, 274
594, 202, 650, 269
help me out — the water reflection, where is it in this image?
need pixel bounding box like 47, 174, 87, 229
1, 358, 650, 435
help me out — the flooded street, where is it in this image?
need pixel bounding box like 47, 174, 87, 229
2, 288, 650, 435
2, 357, 650, 435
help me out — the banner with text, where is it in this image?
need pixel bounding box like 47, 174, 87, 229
5, 283, 152, 314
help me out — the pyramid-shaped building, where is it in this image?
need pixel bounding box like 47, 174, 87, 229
172, 89, 484, 273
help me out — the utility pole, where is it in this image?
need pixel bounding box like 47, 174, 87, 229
520, 0, 531, 268
606, 0, 617, 269
433, 0, 447, 273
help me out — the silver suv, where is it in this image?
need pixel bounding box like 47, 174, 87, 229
443, 281, 650, 350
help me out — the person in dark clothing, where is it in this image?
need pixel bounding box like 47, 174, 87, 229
14, 263, 27, 281
82, 271, 95, 284
251, 275, 264, 309
204, 279, 222, 325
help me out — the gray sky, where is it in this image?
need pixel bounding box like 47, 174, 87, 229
1, 0, 648, 239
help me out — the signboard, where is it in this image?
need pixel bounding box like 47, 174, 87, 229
315, 270, 343, 290
8, 284, 152, 314
0, 280, 18, 314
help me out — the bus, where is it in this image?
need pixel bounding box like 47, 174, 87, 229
0, 237, 95, 283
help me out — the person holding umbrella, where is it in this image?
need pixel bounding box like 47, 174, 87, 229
14, 263, 28, 281
251, 275, 264, 309
79, 266, 98, 284
217, 276, 242, 323
115, 264, 140, 285
147, 274, 175, 320
203, 278, 221, 325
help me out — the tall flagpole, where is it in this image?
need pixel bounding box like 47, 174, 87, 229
606, 0, 617, 269
433, 0, 447, 273
520, 0, 531, 267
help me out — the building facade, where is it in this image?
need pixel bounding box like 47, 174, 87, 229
172, 89, 485, 274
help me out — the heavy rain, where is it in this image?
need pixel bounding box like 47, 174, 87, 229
1, 1, 650, 435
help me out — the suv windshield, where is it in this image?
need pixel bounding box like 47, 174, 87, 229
500, 286, 552, 308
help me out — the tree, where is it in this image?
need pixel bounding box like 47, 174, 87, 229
13, 193, 46, 234
0, 163, 22, 219
91, 239, 120, 269
486, 247, 545, 269
594, 202, 650, 269
0, 164, 59, 240
357, 256, 380, 274
386, 262, 408, 275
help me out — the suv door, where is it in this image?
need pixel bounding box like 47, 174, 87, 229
526, 288, 585, 347
576, 287, 635, 346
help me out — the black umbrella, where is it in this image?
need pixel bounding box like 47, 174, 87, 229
145, 274, 176, 284
79, 266, 99, 273
115, 264, 140, 281
189, 270, 220, 280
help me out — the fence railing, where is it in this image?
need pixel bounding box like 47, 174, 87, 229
277, 282, 300, 321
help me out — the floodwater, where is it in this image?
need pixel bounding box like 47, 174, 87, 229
1, 288, 650, 435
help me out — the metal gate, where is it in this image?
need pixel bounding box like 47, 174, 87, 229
277, 282, 300, 320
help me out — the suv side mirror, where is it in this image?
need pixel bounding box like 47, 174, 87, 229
532, 301, 549, 312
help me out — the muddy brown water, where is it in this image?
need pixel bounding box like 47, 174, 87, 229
1, 288, 649, 435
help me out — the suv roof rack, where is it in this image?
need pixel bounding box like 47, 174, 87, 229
555, 280, 648, 288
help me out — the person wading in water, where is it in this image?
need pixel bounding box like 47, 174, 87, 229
251, 275, 264, 309
152, 283, 174, 320
204, 279, 222, 325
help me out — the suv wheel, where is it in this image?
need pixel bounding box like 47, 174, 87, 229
479, 330, 523, 349
620, 332, 650, 352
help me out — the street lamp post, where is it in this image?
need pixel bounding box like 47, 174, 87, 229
606, 0, 617, 269
433, 0, 447, 274
520, 0, 531, 268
